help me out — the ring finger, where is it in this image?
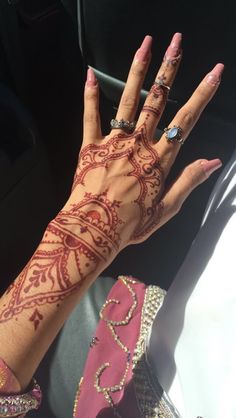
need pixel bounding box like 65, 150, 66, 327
157, 63, 225, 174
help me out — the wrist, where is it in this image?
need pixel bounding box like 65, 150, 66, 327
46, 208, 119, 284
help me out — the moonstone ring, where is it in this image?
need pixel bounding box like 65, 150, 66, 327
164, 125, 185, 145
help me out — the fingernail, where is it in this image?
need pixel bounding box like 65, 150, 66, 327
86, 68, 97, 87
205, 63, 224, 86
165, 32, 182, 59
135, 35, 153, 63
200, 158, 222, 177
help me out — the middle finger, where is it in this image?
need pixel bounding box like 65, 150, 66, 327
137, 32, 182, 138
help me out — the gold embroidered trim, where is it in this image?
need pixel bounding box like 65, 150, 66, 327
132, 285, 181, 418
94, 276, 138, 418
73, 377, 83, 418
0, 368, 7, 390
132, 285, 166, 367
73, 278, 178, 418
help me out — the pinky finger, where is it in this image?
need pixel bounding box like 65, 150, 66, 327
83, 68, 102, 144
159, 158, 222, 226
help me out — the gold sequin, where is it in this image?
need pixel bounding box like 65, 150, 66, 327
0, 368, 7, 390
94, 276, 137, 417
73, 377, 84, 418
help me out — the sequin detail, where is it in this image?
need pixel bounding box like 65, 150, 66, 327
132, 285, 181, 417
0, 369, 7, 391
94, 276, 137, 418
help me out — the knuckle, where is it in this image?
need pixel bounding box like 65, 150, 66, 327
184, 163, 204, 188
172, 198, 182, 215
131, 65, 146, 78
196, 85, 207, 102
85, 89, 97, 101
84, 112, 99, 124
178, 106, 195, 128
120, 94, 138, 110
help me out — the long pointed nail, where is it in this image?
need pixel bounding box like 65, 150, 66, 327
205, 63, 224, 86
86, 68, 97, 87
135, 35, 153, 63
201, 158, 222, 176
165, 32, 182, 59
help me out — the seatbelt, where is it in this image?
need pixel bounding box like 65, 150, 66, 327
14, 0, 62, 25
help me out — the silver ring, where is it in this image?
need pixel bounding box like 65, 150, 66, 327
110, 118, 136, 132
154, 79, 171, 91
164, 125, 185, 145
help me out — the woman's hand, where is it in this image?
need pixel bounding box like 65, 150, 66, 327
0, 34, 223, 391
60, 33, 223, 254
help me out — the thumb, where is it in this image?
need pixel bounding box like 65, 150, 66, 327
160, 158, 222, 224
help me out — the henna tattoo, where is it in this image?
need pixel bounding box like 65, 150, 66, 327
1, 123, 165, 331
29, 309, 43, 331
0, 193, 122, 330
142, 105, 161, 118
149, 82, 166, 100
163, 52, 181, 67
73, 124, 163, 242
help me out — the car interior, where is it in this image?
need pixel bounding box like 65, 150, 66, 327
0, 0, 235, 416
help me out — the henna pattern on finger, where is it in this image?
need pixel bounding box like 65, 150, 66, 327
163, 52, 181, 67
142, 105, 161, 118
149, 82, 166, 100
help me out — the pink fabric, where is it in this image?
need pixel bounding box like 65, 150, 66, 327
74, 277, 146, 418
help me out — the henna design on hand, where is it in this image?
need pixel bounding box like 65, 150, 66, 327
73, 124, 164, 243
0, 122, 164, 330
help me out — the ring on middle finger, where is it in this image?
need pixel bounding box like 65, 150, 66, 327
154, 79, 171, 91
110, 118, 136, 132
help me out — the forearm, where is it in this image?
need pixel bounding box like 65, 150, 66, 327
0, 211, 117, 391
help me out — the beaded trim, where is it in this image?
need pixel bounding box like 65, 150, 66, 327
132, 285, 182, 418
0, 379, 41, 417
132, 285, 166, 367
94, 276, 137, 418
73, 378, 83, 418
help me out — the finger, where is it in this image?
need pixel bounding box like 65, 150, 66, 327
159, 158, 222, 227
111, 35, 152, 135
83, 68, 102, 144
137, 32, 182, 138
157, 63, 224, 171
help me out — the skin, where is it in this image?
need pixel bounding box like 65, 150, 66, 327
0, 33, 223, 392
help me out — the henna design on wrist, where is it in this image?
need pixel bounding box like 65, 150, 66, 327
0, 193, 122, 330
0, 122, 165, 330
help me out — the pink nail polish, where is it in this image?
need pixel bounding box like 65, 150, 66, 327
86, 68, 97, 87
135, 35, 153, 63
205, 63, 224, 86
201, 158, 222, 177
165, 32, 182, 59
